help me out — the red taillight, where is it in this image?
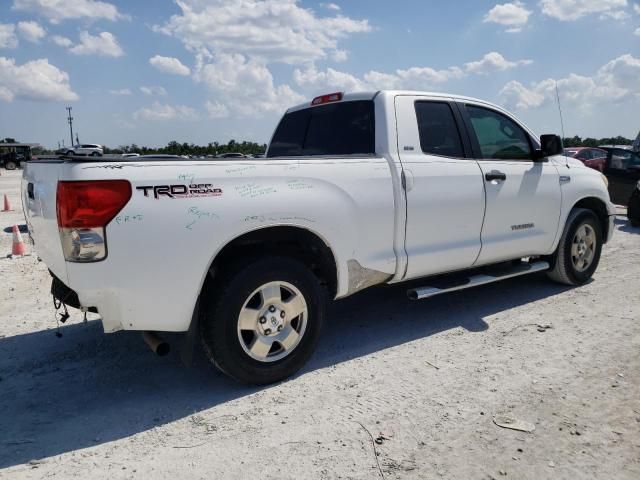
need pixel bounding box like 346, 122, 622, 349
311, 92, 343, 106
57, 180, 132, 228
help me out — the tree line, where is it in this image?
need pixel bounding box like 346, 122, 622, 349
561, 136, 633, 148
103, 140, 268, 156
2, 136, 635, 156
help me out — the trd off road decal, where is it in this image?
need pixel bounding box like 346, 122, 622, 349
136, 184, 222, 199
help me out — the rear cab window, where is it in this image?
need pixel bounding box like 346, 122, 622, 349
414, 102, 465, 158
267, 100, 375, 157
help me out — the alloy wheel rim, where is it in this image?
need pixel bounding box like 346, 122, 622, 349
237, 281, 308, 363
571, 224, 596, 272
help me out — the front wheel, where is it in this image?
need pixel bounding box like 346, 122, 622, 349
4, 160, 17, 170
547, 208, 603, 286
91, 151, 101, 157
200, 257, 326, 385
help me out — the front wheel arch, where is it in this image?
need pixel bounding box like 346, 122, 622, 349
570, 197, 610, 243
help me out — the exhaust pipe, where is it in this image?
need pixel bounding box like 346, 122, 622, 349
142, 331, 170, 356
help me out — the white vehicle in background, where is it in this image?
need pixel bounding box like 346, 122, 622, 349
65, 144, 103, 157
121, 153, 140, 158
23, 90, 615, 385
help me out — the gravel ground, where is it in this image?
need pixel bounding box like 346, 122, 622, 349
0, 168, 638, 480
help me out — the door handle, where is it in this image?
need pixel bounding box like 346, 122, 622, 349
485, 171, 507, 182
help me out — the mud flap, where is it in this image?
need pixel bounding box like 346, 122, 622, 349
180, 298, 200, 367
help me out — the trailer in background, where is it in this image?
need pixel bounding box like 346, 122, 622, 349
0, 143, 40, 170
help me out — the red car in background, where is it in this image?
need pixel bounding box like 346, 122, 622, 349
563, 147, 607, 172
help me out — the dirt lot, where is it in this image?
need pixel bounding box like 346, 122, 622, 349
0, 168, 638, 479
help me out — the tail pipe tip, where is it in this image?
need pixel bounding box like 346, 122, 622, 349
142, 331, 170, 357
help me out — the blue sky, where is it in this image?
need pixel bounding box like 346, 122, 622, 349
0, 0, 638, 149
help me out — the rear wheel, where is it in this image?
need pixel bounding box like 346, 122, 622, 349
200, 256, 326, 385
4, 160, 17, 170
65, 150, 74, 157
547, 208, 602, 286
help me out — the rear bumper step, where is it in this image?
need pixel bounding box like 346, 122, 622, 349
407, 261, 550, 300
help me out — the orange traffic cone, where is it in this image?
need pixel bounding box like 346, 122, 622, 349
2, 194, 12, 212
11, 225, 26, 256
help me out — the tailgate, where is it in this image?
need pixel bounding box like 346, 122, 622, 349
22, 160, 68, 282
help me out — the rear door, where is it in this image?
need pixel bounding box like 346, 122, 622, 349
459, 102, 561, 265
395, 95, 485, 278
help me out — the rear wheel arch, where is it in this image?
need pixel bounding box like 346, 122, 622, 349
199, 225, 339, 309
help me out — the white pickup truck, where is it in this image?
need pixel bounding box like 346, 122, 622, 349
23, 91, 615, 384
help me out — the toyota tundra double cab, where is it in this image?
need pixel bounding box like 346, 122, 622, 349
23, 91, 615, 384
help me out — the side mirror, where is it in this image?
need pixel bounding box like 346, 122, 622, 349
534, 134, 563, 161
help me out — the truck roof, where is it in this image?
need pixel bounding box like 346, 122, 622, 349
283, 90, 539, 145
285, 90, 507, 114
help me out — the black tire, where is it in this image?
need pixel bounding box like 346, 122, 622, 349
547, 208, 602, 286
4, 160, 17, 170
65, 150, 74, 157
91, 151, 101, 157
200, 256, 326, 385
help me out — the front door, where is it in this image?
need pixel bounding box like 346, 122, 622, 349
459, 103, 562, 265
395, 95, 485, 279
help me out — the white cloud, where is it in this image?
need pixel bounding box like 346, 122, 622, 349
17, 21, 46, 43
0, 24, 18, 49
0, 56, 78, 102
321, 2, 341, 11
205, 100, 230, 119
149, 55, 191, 76
483, 2, 532, 32
465, 52, 533, 74
109, 88, 131, 95
500, 80, 546, 109
12, 0, 125, 24
540, 0, 628, 21
196, 54, 305, 116
133, 102, 198, 121
51, 35, 72, 47
635, 3, 640, 13
500, 54, 640, 110
635, 27, 640, 35
294, 52, 529, 94
600, 9, 630, 19
332, 49, 348, 62
140, 85, 167, 96
154, 0, 370, 64
294, 65, 369, 92
294, 63, 465, 94
69, 31, 123, 57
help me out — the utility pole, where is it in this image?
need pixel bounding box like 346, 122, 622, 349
66, 106, 74, 147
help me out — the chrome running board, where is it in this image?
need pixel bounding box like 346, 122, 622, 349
407, 261, 550, 301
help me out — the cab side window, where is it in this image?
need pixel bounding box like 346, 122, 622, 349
414, 102, 465, 158
466, 105, 532, 160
